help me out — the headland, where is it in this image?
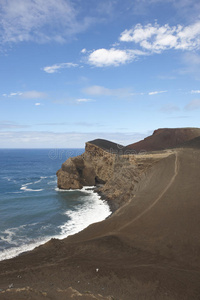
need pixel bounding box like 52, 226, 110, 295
1, 128, 200, 300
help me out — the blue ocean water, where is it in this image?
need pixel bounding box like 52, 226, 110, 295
0, 149, 111, 261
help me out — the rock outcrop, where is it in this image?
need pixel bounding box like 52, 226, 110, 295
57, 127, 200, 209
57, 140, 171, 210
56, 142, 116, 190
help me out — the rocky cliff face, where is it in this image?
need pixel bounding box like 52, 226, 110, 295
56, 142, 116, 190
56, 141, 170, 210
58, 128, 200, 208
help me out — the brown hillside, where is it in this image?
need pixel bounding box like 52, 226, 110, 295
124, 127, 200, 153
181, 135, 200, 149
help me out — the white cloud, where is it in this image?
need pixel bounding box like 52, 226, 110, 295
2, 92, 23, 97
84, 85, 113, 96
35, 103, 41, 106
21, 91, 47, 99
191, 90, 200, 94
0, 0, 124, 46
2, 90, 46, 99
0, 0, 94, 45
0, 130, 149, 148
148, 90, 167, 95
85, 20, 200, 68
88, 48, 142, 67
120, 21, 200, 52
76, 98, 94, 103
81, 48, 87, 54
0, 121, 30, 130
185, 99, 200, 110
83, 85, 131, 98
43, 62, 78, 74
10, 92, 23, 96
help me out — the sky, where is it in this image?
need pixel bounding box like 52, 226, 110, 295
0, 0, 200, 148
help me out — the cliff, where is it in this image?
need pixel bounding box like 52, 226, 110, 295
57, 127, 200, 210
56, 143, 116, 190
57, 141, 171, 210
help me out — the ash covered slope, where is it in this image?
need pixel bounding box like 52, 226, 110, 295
124, 127, 200, 152
1, 142, 200, 299
181, 135, 200, 149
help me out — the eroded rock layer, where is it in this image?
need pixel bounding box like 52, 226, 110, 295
57, 141, 171, 210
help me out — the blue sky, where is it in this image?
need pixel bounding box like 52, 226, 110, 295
1, 0, 200, 148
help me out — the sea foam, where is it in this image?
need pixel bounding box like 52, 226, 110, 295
0, 187, 111, 262
59, 187, 111, 237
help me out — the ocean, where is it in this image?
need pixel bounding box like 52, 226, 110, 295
0, 149, 111, 261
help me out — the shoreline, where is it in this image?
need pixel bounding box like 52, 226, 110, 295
94, 187, 119, 215
0, 185, 112, 263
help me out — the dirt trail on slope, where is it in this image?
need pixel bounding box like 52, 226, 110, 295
118, 151, 179, 231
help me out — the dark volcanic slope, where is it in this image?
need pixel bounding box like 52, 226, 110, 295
1, 146, 200, 299
88, 138, 124, 153
124, 127, 200, 152
181, 135, 200, 149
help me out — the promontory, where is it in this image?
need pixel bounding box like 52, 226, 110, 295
1, 127, 200, 300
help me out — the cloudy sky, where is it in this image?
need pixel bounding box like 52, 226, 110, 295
1, 0, 200, 148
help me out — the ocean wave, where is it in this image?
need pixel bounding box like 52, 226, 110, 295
0, 238, 50, 262
47, 175, 57, 185
20, 186, 44, 192
0, 223, 39, 246
0, 229, 19, 246
0, 223, 47, 260
0, 187, 111, 262
55, 186, 95, 192
20, 176, 50, 192
59, 187, 111, 237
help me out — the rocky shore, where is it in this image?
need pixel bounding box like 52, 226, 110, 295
1, 128, 200, 300
57, 141, 172, 211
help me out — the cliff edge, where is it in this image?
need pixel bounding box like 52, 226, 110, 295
57, 140, 172, 210
56, 142, 116, 190
56, 127, 200, 209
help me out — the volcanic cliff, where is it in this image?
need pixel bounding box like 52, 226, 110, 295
56, 127, 200, 209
